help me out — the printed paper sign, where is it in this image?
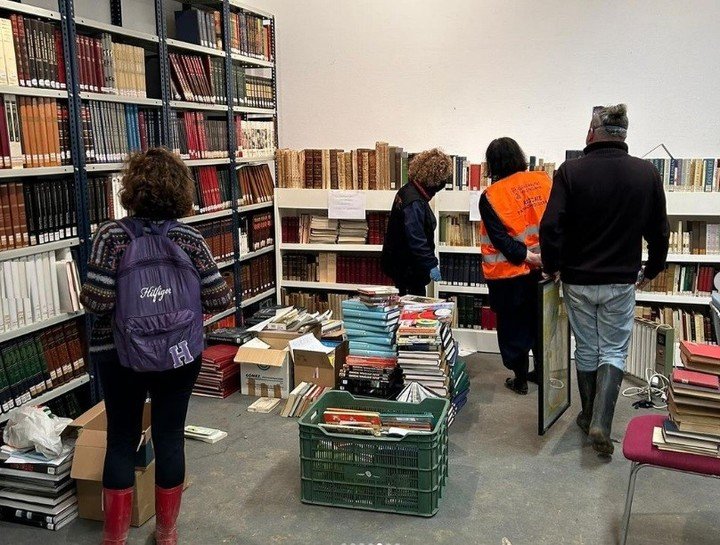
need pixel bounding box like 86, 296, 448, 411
328, 190, 366, 220
469, 191, 483, 221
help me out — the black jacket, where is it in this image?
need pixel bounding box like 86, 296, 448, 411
382, 182, 438, 285
540, 141, 669, 285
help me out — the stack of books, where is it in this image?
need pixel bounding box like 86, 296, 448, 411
192, 344, 240, 399
340, 287, 403, 398
337, 219, 368, 244
309, 217, 339, 244
0, 444, 78, 531
319, 407, 434, 436
281, 382, 329, 418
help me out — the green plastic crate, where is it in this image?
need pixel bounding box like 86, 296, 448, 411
298, 390, 450, 517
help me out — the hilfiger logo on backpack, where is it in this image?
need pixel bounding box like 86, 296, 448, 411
140, 285, 172, 302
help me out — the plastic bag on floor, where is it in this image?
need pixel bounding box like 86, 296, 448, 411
2, 406, 72, 458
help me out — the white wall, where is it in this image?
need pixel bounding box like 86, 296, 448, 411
257, 0, 720, 163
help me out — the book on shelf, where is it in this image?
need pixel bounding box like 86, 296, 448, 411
442, 294, 496, 330
439, 213, 482, 247
0, 95, 72, 168
241, 75, 274, 109
76, 33, 146, 97
638, 264, 718, 297
169, 111, 229, 160
438, 254, 484, 287
235, 118, 275, 158
43, 388, 86, 420
0, 247, 82, 334
81, 102, 160, 164
650, 220, 720, 255
168, 53, 223, 105
635, 305, 716, 345
646, 157, 720, 192
239, 211, 274, 254
87, 173, 125, 231
228, 11, 273, 62
190, 166, 232, 214
188, 218, 234, 262
280, 289, 349, 318
0, 320, 86, 414
0, 15, 66, 90
237, 163, 274, 206
239, 253, 274, 299
174, 8, 223, 51
0, 177, 78, 249
203, 312, 236, 333
281, 253, 392, 286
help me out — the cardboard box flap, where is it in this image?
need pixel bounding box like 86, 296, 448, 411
234, 346, 287, 367
293, 350, 335, 370
67, 401, 107, 432
70, 429, 107, 481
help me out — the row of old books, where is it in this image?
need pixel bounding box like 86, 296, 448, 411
442, 294, 498, 331
237, 75, 274, 110
634, 305, 716, 344
0, 178, 78, 249
239, 253, 274, 299
81, 102, 160, 164
653, 343, 720, 457
438, 254, 485, 288
192, 344, 239, 399
0, 15, 66, 90
0, 249, 82, 334
170, 112, 229, 160
191, 167, 233, 214
439, 213, 482, 247
76, 34, 146, 97
647, 158, 720, 192
169, 53, 224, 105
638, 264, 718, 297
0, 321, 85, 414
203, 312, 236, 334
194, 218, 234, 263
0, 96, 71, 168
280, 213, 388, 245
340, 287, 403, 398
174, 7, 223, 51
280, 383, 330, 418
0, 441, 78, 531
280, 289, 349, 318
235, 119, 275, 158
239, 211, 274, 254
643, 221, 720, 255
237, 163, 274, 206
228, 11, 273, 61
281, 253, 393, 286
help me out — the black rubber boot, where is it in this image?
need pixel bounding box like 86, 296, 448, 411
588, 364, 624, 455
575, 369, 597, 434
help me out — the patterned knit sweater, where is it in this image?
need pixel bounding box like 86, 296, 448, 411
79, 219, 233, 353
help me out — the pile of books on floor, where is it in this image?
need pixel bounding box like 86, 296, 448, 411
319, 407, 434, 436
337, 219, 368, 244
652, 342, 720, 456
192, 344, 241, 399
281, 382, 330, 417
0, 442, 78, 531
340, 287, 403, 398
309, 217, 339, 243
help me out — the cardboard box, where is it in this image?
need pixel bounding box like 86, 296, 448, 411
293, 339, 348, 389
68, 402, 155, 527
235, 332, 293, 399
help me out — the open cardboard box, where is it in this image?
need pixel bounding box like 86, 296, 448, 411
68, 401, 155, 527
234, 325, 322, 399
293, 339, 348, 389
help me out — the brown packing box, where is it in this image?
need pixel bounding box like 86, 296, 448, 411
293, 339, 348, 389
68, 402, 155, 527
234, 325, 322, 399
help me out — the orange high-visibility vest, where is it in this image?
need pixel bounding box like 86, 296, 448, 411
479, 170, 552, 280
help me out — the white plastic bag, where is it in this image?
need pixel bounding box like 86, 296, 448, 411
2, 406, 71, 458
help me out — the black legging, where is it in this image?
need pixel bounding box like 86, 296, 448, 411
97, 350, 201, 490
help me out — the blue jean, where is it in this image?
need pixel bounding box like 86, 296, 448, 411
563, 283, 635, 372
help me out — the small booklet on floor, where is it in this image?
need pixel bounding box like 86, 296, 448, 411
184, 426, 228, 444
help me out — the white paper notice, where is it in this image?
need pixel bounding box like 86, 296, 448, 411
328, 190, 366, 220
469, 191, 482, 222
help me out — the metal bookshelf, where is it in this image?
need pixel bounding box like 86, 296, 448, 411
0, 374, 91, 425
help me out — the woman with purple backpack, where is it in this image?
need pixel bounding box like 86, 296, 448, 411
80, 147, 233, 545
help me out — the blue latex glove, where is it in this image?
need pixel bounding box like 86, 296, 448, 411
429, 266, 441, 282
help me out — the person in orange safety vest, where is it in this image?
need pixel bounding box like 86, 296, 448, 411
478, 137, 551, 395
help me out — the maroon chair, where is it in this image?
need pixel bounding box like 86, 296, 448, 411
621, 414, 720, 545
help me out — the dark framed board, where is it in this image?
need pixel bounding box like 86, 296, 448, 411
537, 279, 571, 435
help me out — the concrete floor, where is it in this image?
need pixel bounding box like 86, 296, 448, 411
2, 353, 718, 545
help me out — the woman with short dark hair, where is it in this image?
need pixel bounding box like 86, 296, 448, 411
80, 147, 232, 545
479, 138, 552, 394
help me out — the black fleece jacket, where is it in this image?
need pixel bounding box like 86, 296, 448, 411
540, 141, 669, 285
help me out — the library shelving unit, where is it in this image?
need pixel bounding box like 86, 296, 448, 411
274, 174, 720, 355
0, 0, 278, 422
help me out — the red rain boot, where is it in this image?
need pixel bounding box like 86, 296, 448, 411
102, 487, 133, 545
155, 485, 183, 545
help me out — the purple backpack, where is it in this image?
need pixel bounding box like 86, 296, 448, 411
112, 218, 204, 372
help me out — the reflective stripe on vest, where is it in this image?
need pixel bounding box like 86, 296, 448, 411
479, 171, 551, 280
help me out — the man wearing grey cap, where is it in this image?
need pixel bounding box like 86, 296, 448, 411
539, 104, 669, 456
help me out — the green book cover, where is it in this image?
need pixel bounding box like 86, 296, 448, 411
33, 337, 53, 390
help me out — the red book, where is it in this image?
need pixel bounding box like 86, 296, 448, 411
680, 341, 720, 364
672, 368, 720, 390
469, 164, 481, 190
93, 38, 104, 93
54, 29, 66, 89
